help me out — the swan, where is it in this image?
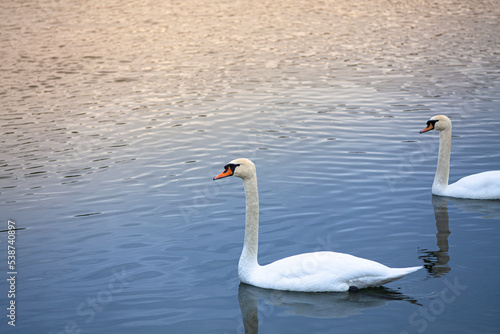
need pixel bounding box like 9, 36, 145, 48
213, 158, 421, 292
420, 115, 500, 200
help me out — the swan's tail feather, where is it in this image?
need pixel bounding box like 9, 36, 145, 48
386, 266, 422, 282
401, 266, 423, 274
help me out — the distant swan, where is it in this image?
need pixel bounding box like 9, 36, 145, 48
420, 115, 500, 200
213, 158, 421, 292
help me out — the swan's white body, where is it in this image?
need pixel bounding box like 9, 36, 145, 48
420, 115, 500, 200
214, 158, 421, 292
433, 171, 500, 199
240, 251, 421, 292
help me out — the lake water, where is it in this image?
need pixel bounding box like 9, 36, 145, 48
1, 0, 500, 333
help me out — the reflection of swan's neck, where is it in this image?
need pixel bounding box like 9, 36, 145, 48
432, 197, 450, 255
434, 128, 451, 193
240, 175, 260, 274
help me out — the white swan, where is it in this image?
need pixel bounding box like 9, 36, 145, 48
420, 115, 500, 200
213, 158, 421, 292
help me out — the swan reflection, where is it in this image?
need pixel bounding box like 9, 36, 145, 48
419, 196, 451, 277
444, 196, 500, 219
238, 283, 418, 333
420, 195, 500, 278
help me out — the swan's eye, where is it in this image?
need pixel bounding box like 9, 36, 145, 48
222, 163, 241, 174
427, 120, 438, 128
228, 163, 240, 172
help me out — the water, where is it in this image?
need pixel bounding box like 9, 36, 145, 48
1, 0, 500, 333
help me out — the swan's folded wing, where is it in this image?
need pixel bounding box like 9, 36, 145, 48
254, 251, 420, 292
447, 171, 500, 199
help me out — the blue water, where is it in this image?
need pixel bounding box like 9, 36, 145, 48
1, 0, 500, 333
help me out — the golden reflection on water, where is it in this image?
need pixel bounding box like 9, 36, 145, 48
3, 0, 499, 107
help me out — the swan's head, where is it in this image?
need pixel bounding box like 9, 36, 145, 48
420, 115, 451, 134
213, 158, 256, 180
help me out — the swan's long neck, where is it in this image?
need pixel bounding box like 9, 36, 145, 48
239, 175, 260, 276
433, 128, 452, 193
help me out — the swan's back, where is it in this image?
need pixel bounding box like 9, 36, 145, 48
244, 251, 421, 292
442, 171, 500, 200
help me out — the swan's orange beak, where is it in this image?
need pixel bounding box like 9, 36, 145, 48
213, 167, 233, 180
420, 123, 434, 133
